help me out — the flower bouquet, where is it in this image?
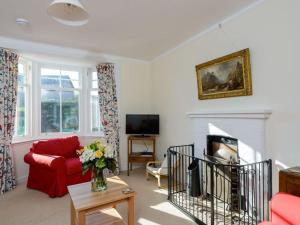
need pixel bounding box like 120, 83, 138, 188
77, 140, 117, 192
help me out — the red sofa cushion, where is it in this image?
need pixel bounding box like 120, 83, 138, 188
31, 136, 80, 158
66, 158, 82, 175
271, 193, 300, 225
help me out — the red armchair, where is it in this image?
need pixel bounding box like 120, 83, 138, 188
259, 193, 300, 225
24, 136, 91, 197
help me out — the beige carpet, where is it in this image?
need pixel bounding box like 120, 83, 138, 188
0, 168, 196, 225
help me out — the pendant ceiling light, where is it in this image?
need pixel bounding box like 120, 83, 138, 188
47, 0, 89, 26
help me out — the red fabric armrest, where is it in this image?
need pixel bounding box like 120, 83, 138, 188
24, 152, 65, 170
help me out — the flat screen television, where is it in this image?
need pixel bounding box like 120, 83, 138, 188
126, 114, 159, 135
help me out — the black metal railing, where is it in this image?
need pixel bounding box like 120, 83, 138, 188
168, 144, 272, 225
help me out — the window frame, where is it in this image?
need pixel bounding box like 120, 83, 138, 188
38, 63, 83, 137
86, 70, 103, 136
13, 58, 32, 142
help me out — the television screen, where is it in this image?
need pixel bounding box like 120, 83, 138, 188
126, 114, 159, 135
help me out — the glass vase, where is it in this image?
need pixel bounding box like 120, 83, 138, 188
91, 168, 107, 192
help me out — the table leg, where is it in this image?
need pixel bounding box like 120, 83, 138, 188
128, 138, 129, 176
128, 196, 135, 225
78, 211, 86, 225
71, 200, 75, 225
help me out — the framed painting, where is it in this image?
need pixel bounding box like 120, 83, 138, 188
195, 48, 252, 100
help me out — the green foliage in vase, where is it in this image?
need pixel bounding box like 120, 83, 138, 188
77, 140, 117, 174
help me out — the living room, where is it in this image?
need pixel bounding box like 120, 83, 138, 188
0, 0, 299, 225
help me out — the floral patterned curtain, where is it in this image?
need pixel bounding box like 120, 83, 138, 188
0, 48, 18, 194
96, 63, 120, 174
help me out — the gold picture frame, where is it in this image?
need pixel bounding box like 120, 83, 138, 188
195, 48, 252, 100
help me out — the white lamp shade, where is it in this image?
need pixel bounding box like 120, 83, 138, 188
47, 0, 89, 26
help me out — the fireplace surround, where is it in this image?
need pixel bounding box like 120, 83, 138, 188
167, 109, 273, 224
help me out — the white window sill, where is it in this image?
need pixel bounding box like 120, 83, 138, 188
82, 133, 104, 138
12, 133, 105, 144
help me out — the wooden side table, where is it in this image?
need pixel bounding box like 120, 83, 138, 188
68, 176, 135, 225
279, 167, 300, 197
127, 135, 156, 176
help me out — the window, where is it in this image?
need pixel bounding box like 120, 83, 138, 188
90, 72, 102, 133
40, 67, 81, 133
14, 61, 30, 137
13, 60, 107, 143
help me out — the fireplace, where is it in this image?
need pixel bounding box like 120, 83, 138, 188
206, 135, 239, 164
205, 135, 244, 212
170, 109, 273, 224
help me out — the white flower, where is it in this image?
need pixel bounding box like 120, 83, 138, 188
79, 149, 96, 163
104, 145, 114, 158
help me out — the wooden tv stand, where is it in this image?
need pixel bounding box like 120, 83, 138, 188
127, 135, 156, 176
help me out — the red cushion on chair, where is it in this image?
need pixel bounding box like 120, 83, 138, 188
31, 136, 79, 158
66, 158, 82, 175
271, 193, 300, 225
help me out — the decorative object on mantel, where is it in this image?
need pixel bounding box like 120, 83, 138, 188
77, 140, 117, 192
195, 48, 252, 100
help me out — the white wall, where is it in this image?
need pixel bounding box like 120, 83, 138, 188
117, 61, 153, 170
151, 0, 300, 191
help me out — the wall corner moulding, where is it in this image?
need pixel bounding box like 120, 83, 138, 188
186, 109, 272, 119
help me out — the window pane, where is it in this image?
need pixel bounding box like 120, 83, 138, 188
18, 74, 25, 85
41, 90, 60, 133
61, 79, 79, 89
61, 71, 80, 88
15, 87, 26, 136
41, 68, 60, 88
92, 72, 97, 80
18, 64, 24, 74
61, 70, 79, 80
92, 81, 98, 89
62, 91, 79, 132
91, 91, 100, 132
41, 68, 60, 76
18, 64, 25, 85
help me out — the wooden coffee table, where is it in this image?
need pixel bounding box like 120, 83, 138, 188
68, 176, 135, 225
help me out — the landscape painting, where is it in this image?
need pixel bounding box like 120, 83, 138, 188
196, 48, 252, 100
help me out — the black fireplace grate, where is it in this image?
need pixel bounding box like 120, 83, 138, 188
167, 144, 272, 225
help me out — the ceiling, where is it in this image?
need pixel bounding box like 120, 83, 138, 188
0, 0, 257, 60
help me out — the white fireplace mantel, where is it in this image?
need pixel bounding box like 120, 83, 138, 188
187, 109, 272, 119
187, 108, 272, 162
